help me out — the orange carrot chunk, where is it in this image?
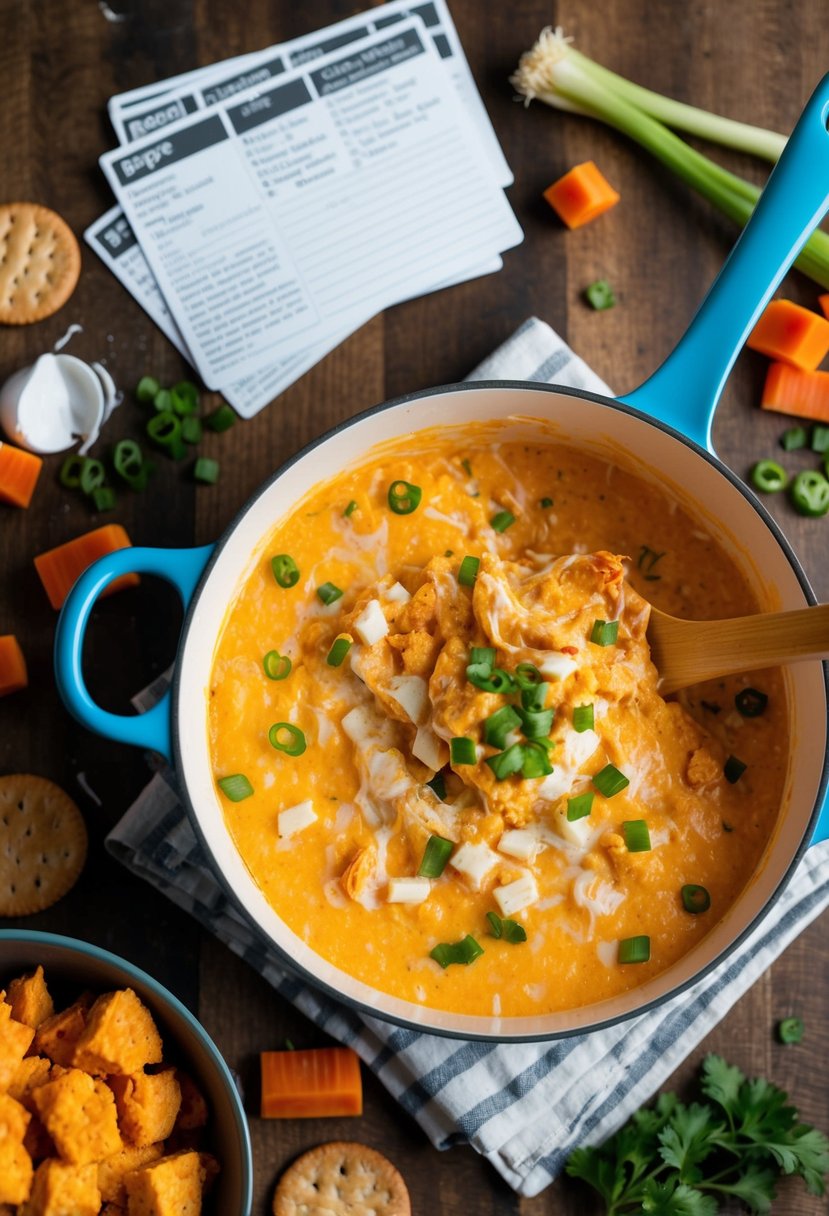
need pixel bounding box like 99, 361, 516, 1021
747, 299, 829, 371
260, 1047, 363, 1118
0, 442, 43, 509
34, 524, 139, 611
543, 161, 620, 229
818, 293, 829, 321
0, 636, 28, 697
760, 361, 829, 422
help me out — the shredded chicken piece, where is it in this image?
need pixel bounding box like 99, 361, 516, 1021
686, 746, 722, 789
341, 847, 376, 900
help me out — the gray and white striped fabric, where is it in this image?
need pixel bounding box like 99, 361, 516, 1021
106, 318, 829, 1197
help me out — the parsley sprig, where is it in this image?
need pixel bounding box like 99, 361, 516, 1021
566, 1055, 829, 1214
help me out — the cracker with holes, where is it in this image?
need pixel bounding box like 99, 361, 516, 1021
0, 203, 81, 324
0, 775, 87, 916
274, 1142, 411, 1216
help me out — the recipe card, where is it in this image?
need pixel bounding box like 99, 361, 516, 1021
107, 0, 512, 188
100, 21, 522, 389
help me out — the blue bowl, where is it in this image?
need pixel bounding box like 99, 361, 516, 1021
0, 930, 253, 1213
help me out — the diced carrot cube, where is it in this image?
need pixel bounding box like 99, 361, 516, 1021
260, 1048, 362, 1118
760, 361, 829, 422
543, 161, 620, 229
0, 636, 28, 697
818, 293, 829, 321
747, 299, 829, 370
0, 442, 43, 508
34, 525, 139, 611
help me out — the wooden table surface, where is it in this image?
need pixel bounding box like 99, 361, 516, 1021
1, 1, 828, 1211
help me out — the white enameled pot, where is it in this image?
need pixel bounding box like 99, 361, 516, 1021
55, 78, 829, 1040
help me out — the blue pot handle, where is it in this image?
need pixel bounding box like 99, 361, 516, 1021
617, 73, 829, 452
54, 545, 215, 762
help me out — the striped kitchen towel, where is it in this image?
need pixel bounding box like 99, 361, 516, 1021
106, 317, 829, 1197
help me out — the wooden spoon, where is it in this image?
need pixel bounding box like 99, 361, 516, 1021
646, 602, 829, 694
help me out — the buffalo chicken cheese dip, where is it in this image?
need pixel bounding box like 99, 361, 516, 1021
208, 430, 787, 1017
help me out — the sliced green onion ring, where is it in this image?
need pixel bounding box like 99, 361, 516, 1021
263, 650, 292, 681
467, 665, 515, 694
573, 703, 594, 732
316, 581, 343, 606
418, 834, 454, 878
458, 555, 480, 586
520, 741, 553, 778
171, 380, 200, 416
791, 469, 829, 517
622, 819, 651, 852
194, 457, 219, 484
514, 662, 543, 689
147, 410, 182, 448
780, 425, 808, 452
217, 774, 253, 801
777, 1016, 804, 1044
585, 278, 616, 310
486, 911, 527, 943
681, 883, 711, 914
136, 375, 160, 402
590, 619, 619, 646
93, 486, 116, 511
271, 554, 300, 588
205, 403, 236, 432
516, 706, 554, 739
618, 935, 650, 964
268, 723, 307, 756
387, 480, 422, 514
750, 459, 788, 494
79, 459, 106, 495
326, 636, 352, 667
344, 500, 358, 517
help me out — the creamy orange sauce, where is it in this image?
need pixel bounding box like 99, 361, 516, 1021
208, 429, 787, 1017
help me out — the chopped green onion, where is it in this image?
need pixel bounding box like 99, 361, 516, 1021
490, 509, 516, 533
59, 454, 85, 489
326, 637, 352, 667
622, 819, 651, 852
204, 403, 236, 432
791, 469, 829, 517
418, 834, 454, 878
485, 743, 525, 780
590, 619, 619, 646
618, 935, 650, 964
585, 278, 615, 310
777, 1016, 804, 1045
136, 375, 160, 402
567, 791, 594, 821
316, 581, 343, 606
217, 774, 253, 801
486, 911, 527, 943
735, 687, 768, 717
113, 439, 144, 484
520, 741, 553, 778
450, 737, 477, 766
387, 480, 422, 514
194, 457, 219, 484
811, 424, 829, 454
344, 500, 358, 517
426, 772, 446, 800
429, 935, 484, 969
263, 650, 292, 681
724, 755, 746, 784
681, 883, 711, 914
467, 665, 515, 694
458, 555, 480, 586
520, 683, 549, 714
170, 380, 200, 416
781, 425, 808, 451
79, 459, 106, 495
153, 388, 173, 413
514, 662, 543, 689
268, 723, 306, 756
750, 459, 788, 494
147, 410, 182, 449
470, 646, 496, 668
516, 706, 554, 739
593, 764, 630, 797
539, 496, 554, 508
461, 458, 473, 477
92, 486, 116, 512
271, 554, 300, 588
484, 706, 522, 749
181, 416, 203, 444
573, 703, 594, 732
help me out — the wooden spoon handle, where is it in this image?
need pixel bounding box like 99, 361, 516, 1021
653, 604, 829, 693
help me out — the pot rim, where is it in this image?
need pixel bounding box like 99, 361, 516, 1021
171, 379, 829, 1041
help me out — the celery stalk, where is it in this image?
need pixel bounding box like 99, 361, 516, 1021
512, 28, 829, 289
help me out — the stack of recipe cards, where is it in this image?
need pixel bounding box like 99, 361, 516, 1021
86, 0, 522, 418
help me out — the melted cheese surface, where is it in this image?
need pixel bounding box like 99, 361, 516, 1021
208, 430, 788, 1017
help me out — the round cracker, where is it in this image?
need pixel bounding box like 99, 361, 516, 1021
0, 203, 81, 324
0, 774, 88, 915
274, 1142, 410, 1216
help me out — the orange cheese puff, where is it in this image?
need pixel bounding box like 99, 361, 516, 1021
543, 161, 620, 228
0, 441, 42, 508
0, 636, 27, 697
33, 524, 139, 611
747, 298, 829, 370
260, 1047, 363, 1118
